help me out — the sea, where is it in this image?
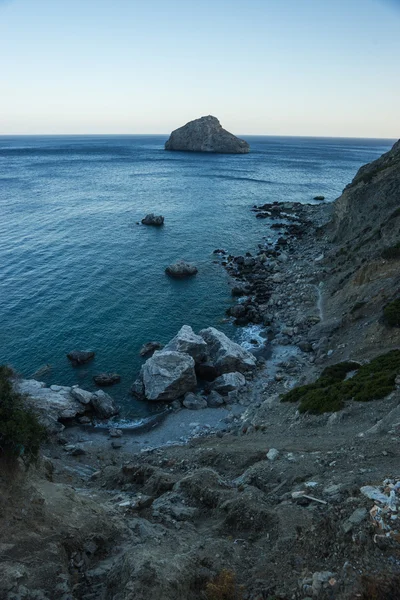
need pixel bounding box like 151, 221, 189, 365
0, 134, 394, 420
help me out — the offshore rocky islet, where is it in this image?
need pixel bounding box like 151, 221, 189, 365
2, 138, 400, 599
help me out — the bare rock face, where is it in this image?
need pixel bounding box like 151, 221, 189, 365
199, 326, 257, 375
164, 325, 208, 363
165, 115, 250, 154
141, 350, 196, 401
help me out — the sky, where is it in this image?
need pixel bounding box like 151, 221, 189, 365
0, 0, 399, 137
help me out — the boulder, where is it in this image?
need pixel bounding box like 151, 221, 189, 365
139, 341, 163, 357
71, 387, 93, 405
182, 393, 207, 410
206, 391, 225, 407
165, 260, 198, 279
131, 374, 146, 400
212, 372, 246, 395
165, 115, 249, 154
91, 390, 118, 419
199, 327, 257, 375
141, 350, 196, 401
141, 213, 164, 226
93, 372, 121, 386
66, 350, 95, 366
164, 325, 208, 363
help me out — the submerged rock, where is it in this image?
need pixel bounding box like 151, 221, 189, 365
164, 325, 208, 363
141, 213, 164, 226
141, 350, 196, 401
199, 326, 257, 375
165, 260, 198, 279
93, 372, 121, 386
139, 341, 163, 357
165, 115, 249, 154
66, 350, 95, 366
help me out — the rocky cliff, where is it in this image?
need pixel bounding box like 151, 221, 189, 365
318, 138, 400, 361
164, 115, 250, 154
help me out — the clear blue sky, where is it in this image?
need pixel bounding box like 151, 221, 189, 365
0, 0, 399, 137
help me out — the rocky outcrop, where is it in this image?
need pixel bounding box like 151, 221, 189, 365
15, 379, 118, 430
319, 138, 400, 361
141, 350, 196, 401
16, 380, 86, 432
164, 325, 208, 363
165, 260, 198, 279
141, 214, 164, 226
199, 327, 257, 374
66, 350, 95, 366
165, 115, 250, 154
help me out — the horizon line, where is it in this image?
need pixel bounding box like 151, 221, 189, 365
0, 133, 397, 141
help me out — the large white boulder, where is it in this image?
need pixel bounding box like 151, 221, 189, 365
199, 327, 257, 375
142, 350, 196, 401
164, 325, 208, 363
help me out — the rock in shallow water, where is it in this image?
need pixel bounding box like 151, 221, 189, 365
139, 341, 163, 357
165, 259, 198, 279
164, 325, 207, 363
199, 326, 257, 375
141, 213, 164, 226
141, 350, 196, 401
91, 390, 118, 418
93, 372, 121, 386
165, 115, 250, 154
66, 350, 95, 366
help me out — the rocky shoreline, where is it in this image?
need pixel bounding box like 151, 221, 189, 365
14, 199, 334, 453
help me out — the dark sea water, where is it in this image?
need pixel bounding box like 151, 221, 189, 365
0, 134, 394, 419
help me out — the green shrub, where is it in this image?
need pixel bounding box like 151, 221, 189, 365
383, 299, 400, 327
382, 242, 400, 260
281, 351, 400, 414
0, 365, 46, 459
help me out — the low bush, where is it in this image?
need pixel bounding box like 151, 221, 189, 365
0, 365, 46, 459
281, 351, 400, 414
383, 299, 400, 327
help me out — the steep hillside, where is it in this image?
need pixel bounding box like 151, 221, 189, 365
317, 139, 400, 361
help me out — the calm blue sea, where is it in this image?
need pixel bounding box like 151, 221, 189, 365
0, 134, 394, 418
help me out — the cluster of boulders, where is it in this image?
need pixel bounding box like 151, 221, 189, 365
132, 325, 257, 409
15, 379, 118, 433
